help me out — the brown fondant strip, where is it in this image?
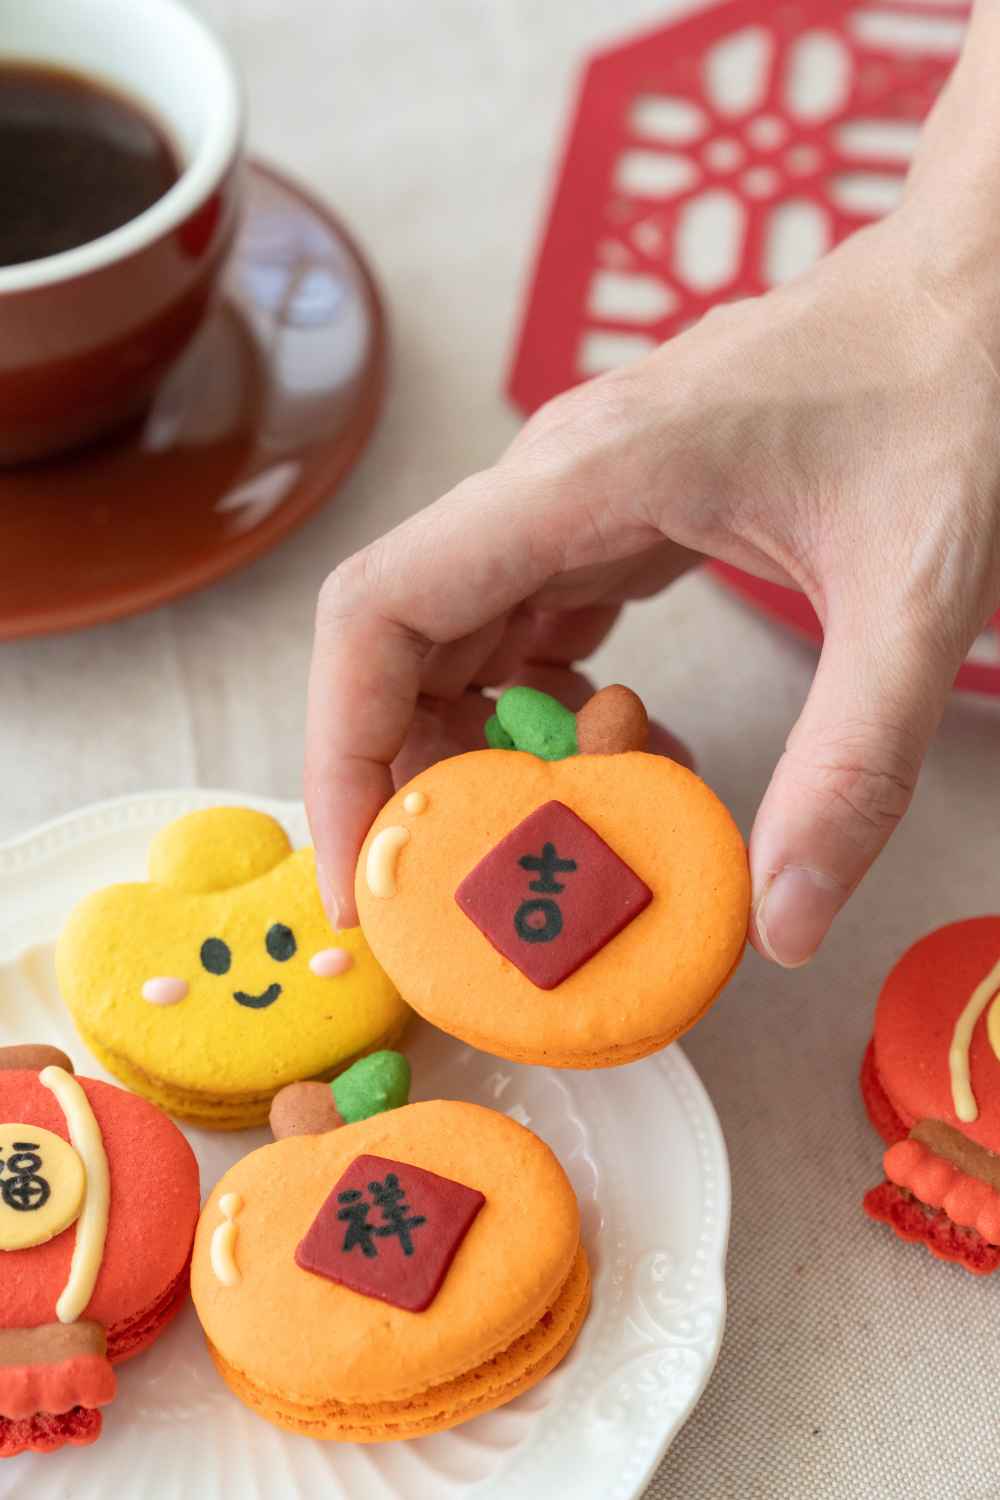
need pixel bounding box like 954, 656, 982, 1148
910, 1119, 1000, 1194
575, 685, 648, 755
0, 1320, 106, 1369
0, 1044, 74, 1074
269, 1081, 344, 1141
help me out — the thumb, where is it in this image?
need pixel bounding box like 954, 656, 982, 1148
748, 605, 961, 966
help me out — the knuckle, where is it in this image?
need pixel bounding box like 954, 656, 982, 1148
797, 739, 918, 845
524, 370, 650, 448
317, 548, 383, 622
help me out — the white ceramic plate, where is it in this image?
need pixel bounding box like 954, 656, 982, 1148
0, 790, 729, 1500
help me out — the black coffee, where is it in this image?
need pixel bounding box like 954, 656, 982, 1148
0, 63, 181, 267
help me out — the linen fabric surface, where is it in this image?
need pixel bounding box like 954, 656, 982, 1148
1, 1, 998, 1494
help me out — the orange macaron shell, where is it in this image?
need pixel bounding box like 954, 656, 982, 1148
873, 916, 1000, 1152
355, 751, 750, 1066
191, 1100, 581, 1408
0, 1071, 200, 1350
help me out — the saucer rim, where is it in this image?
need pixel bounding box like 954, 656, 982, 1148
0, 157, 387, 642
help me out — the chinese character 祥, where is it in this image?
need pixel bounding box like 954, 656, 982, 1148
370, 1174, 427, 1256
336, 1189, 378, 1257
336, 1174, 427, 1259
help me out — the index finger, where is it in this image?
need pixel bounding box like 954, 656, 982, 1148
303, 476, 598, 925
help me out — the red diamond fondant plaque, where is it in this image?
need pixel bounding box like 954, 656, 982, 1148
295, 1153, 485, 1313
454, 800, 652, 990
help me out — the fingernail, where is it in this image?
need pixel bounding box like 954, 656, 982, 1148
315, 858, 348, 932
754, 866, 845, 968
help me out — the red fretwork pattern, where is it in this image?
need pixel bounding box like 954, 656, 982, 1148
863, 1179, 1000, 1276
509, 0, 969, 414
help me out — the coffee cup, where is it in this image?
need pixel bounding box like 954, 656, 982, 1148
0, 0, 244, 465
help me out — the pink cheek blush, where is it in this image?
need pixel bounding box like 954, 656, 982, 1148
141, 977, 190, 1005
310, 948, 354, 978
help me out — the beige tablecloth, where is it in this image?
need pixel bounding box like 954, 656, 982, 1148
2, 2, 1000, 1494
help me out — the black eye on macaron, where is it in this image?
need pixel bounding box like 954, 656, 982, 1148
266, 923, 296, 962
201, 937, 232, 975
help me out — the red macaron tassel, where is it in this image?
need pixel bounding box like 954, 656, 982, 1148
863, 1180, 1000, 1276
0, 1404, 103, 1456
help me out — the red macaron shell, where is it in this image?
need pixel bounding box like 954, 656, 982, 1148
859, 1037, 909, 1146
873, 917, 1000, 1153
0, 1072, 200, 1341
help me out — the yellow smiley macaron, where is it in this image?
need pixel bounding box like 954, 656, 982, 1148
55, 807, 408, 1130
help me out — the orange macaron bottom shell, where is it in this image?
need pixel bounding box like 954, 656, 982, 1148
191, 1100, 588, 1441
205, 1244, 590, 1442
356, 751, 750, 1069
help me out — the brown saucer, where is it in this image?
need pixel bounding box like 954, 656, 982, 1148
0, 161, 387, 639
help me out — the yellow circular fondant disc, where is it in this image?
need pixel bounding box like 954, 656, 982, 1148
0, 1124, 85, 1251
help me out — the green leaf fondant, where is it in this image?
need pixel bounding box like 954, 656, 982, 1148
331, 1050, 412, 1124
492, 686, 578, 761
484, 714, 515, 750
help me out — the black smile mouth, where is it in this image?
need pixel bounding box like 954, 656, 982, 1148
233, 983, 282, 1009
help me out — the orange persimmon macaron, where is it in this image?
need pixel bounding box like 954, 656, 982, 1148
191, 1098, 588, 1441
356, 686, 751, 1069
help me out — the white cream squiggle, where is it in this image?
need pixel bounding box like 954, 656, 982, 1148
210, 1193, 244, 1287
949, 954, 1000, 1122
366, 826, 410, 898
39, 1066, 111, 1324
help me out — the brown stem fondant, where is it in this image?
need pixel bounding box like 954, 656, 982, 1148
269, 1081, 344, 1141
910, 1118, 1000, 1195
0, 1321, 106, 1369
575, 685, 648, 755
0, 1045, 74, 1074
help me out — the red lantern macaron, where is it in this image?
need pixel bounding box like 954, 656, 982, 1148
862, 917, 1000, 1273
0, 1045, 200, 1454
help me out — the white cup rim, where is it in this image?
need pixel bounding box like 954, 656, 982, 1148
0, 0, 244, 295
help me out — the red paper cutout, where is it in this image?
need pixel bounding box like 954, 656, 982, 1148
509, 0, 968, 413
294, 1153, 485, 1313
454, 800, 652, 990
509, 1, 999, 697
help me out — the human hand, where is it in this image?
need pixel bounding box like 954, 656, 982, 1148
305, 30, 1000, 960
